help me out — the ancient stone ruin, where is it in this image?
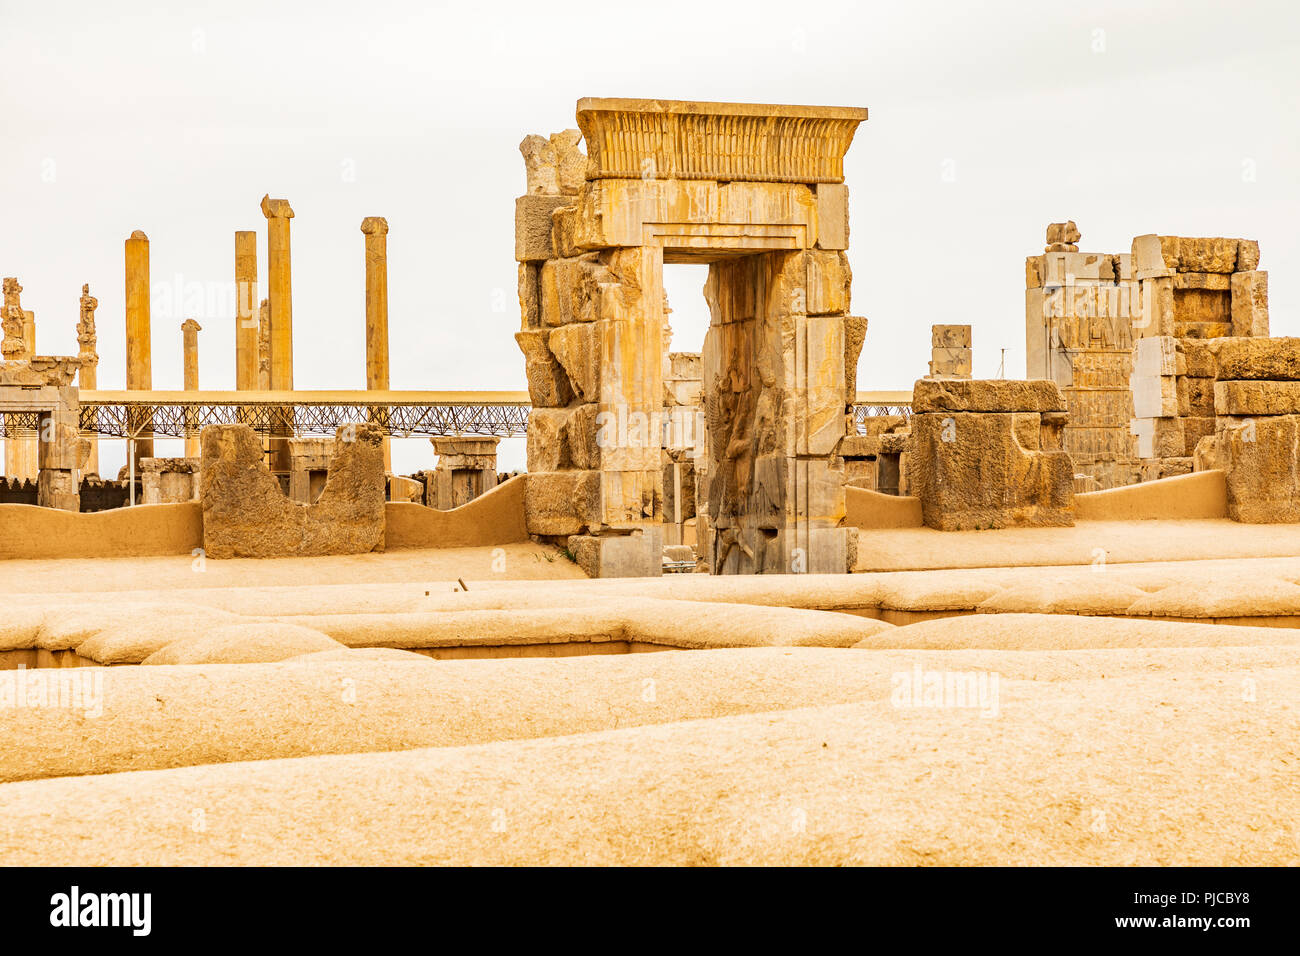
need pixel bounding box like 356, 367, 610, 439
515, 97, 869, 576
909, 379, 1073, 530
428, 436, 499, 510
200, 422, 386, 558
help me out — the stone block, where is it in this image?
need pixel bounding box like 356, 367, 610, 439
843, 315, 868, 402
1182, 415, 1216, 457
1212, 337, 1300, 381
929, 348, 972, 378
1217, 413, 1300, 522
911, 378, 1066, 414
814, 183, 848, 250
1134, 235, 1242, 275
525, 407, 571, 472
1237, 240, 1261, 272
1173, 272, 1231, 291
909, 411, 1074, 530
518, 263, 540, 330
1134, 275, 1175, 337
568, 529, 664, 578
599, 469, 660, 527
548, 323, 600, 402
1026, 256, 1043, 290
523, 470, 601, 536
514, 195, 573, 261
1041, 252, 1117, 285
540, 254, 607, 327
1230, 271, 1269, 337
1130, 417, 1184, 459
1131, 374, 1178, 419
1214, 380, 1300, 416
515, 329, 574, 407
931, 325, 971, 348
1132, 335, 1180, 377
1183, 340, 1218, 378
1185, 377, 1216, 417
805, 250, 850, 315
1132, 234, 1175, 277
1173, 287, 1231, 327
200, 423, 385, 559
551, 204, 583, 259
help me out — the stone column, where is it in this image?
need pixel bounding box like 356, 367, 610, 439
125, 229, 154, 459
235, 231, 258, 391
77, 284, 100, 476
261, 197, 294, 391
257, 299, 271, 390
361, 216, 391, 471
261, 196, 294, 473
182, 318, 202, 458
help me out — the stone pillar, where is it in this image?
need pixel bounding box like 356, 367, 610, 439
125, 230, 153, 460
261, 196, 294, 390
261, 196, 294, 473
361, 216, 391, 471
235, 231, 258, 391
182, 318, 202, 458
257, 298, 271, 390
77, 284, 99, 476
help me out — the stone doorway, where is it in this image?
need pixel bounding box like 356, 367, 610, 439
515, 98, 868, 577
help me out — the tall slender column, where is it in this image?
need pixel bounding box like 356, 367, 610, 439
182, 319, 202, 458
361, 216, 391, 471
257, 298, 271, 390
234, 231, 258, 390
260, 196, 294, 390
77, 284, 100, 476
261, 196, 294, 473
124, 229, 153, 459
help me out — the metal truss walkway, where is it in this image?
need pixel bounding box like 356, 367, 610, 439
1, 390, 912, 440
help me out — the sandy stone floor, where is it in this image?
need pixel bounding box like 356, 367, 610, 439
0, 531, 1296, 865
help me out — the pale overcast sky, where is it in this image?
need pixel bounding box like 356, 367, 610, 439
3, 0, 1298, 475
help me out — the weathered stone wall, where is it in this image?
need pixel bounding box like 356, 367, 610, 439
1025, 223, 1138, 489
200, 422, 385, 558
1192, 338, 1300, 522
909, 379, 1073, 530
1129, 235, 1267, 483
